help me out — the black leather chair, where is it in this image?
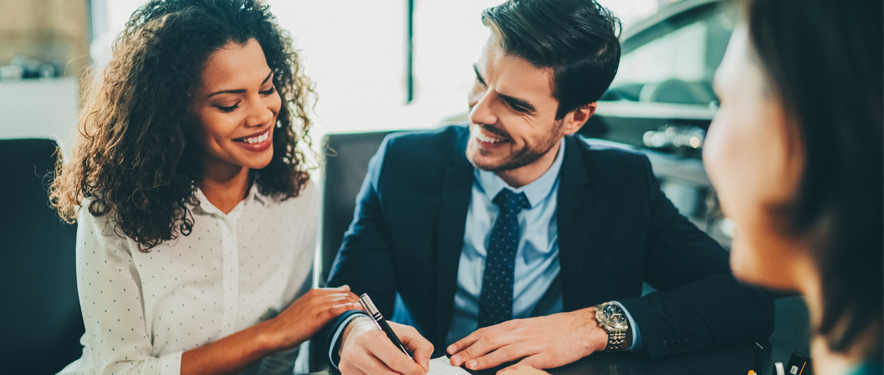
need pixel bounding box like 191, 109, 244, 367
305, 131, 395, 371
319, 131, 397, 286
0, 138, 83, 374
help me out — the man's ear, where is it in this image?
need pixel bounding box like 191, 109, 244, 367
562, 102, 597, 136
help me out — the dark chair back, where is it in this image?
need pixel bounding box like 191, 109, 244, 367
307, 131, 393, 372
0, 138, 83, 374
319, 131, 396, 286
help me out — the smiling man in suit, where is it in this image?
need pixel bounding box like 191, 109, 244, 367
317, 0, 774, 374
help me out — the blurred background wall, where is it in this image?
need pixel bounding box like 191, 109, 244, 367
0, 0, 667, 156
0, 0, 86, 154
0, 0, 89, 77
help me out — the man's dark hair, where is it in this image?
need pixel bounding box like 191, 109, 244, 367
481, 0, 621, 119
747, 0, 882, 358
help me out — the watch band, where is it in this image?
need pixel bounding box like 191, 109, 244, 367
595, 302, 630, 352
604, 326, 627, 352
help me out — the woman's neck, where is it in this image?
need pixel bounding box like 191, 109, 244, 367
200, 161, 251, 214
810, 336, 861, 375
799, 275, 875, 375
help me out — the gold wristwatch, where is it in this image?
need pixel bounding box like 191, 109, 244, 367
594, 301, 630, 352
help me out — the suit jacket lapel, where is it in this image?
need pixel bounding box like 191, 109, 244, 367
434, 128, 473, 347
557, 135, 594, 311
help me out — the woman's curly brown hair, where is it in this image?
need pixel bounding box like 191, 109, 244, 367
50, 0, 314, 252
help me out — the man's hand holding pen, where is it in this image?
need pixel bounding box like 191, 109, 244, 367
338, 317, 433, 375
336, 306, 616, 375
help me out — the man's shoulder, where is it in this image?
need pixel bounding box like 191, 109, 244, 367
365, 124, 471, 187
570, 136, 652, 173
376, 124, 469, 167
382, 123, 468, 152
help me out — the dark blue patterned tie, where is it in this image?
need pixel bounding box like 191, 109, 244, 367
477, 188, 530, 328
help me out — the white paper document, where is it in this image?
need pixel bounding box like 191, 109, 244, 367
428, 356, 472, 375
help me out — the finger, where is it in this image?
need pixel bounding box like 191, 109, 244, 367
497, 356, 540, 374
412, 343, 433, 373
344, 292, 362, 303
450, 326, 512, 366
366, 332, 425, 375
321, 289, 358, 298
393, 324, 433, 372
466, 343, 532, 371
327, 302, 361, 317
310, 286, 346, 294
312, 287, 358, 300
309, 288, 349, 295
324, 286, 361, 303
326, 293, 360, 303
448, 330, 483, 366
448, 329, 481, 355
311, 292, 361, 313
303, 289, 353, 303
314, 293, 361, 308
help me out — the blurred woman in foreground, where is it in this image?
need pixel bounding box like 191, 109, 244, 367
703, 0, 882, 374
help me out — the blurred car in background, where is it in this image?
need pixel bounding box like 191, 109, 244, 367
583, 0, 730, 149
581, 0, 734, 246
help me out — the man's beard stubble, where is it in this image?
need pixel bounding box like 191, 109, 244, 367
466, 122, 563, 173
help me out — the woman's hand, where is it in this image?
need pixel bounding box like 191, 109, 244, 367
181, 286, 360, 374
267, 285, 362, 351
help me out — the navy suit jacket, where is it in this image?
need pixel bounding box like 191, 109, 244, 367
318, 125, 774, 361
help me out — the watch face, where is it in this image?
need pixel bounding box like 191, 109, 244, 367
602, 303, 626, 325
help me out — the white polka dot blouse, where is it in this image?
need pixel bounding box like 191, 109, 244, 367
58, 182, 318, 375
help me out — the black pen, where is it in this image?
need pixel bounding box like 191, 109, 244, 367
359, 293, 414, 360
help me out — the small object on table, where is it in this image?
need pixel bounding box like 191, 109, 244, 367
785, 351, 812, 375
774, 361, 786, 375
754, 342, 765, 373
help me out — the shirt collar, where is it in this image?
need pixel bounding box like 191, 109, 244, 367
193, 183, 266, 216
475, 138, 565, 208
247, 184, 267, 206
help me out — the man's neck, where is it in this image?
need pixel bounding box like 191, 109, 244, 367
495, 138, 563, 188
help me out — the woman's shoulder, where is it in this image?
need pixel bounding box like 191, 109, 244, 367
299, 178, 318, 201
76, 197, 138, 255
248, 179, 319, 241
259, 178, 319, 213
76, 197, 115, 230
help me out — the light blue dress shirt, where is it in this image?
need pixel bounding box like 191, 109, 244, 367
446, 139, 643, 351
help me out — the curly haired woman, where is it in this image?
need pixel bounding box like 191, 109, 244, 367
51, 1, 360, 374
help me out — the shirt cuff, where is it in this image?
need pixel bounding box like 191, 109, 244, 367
615, 301, 644, 352
328, 311, 370, 369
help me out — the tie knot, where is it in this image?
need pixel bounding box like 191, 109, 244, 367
492, 189, 529, 215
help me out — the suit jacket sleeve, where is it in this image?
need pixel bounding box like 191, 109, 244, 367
618, 155, 775, 358
317, 136, 399, 363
